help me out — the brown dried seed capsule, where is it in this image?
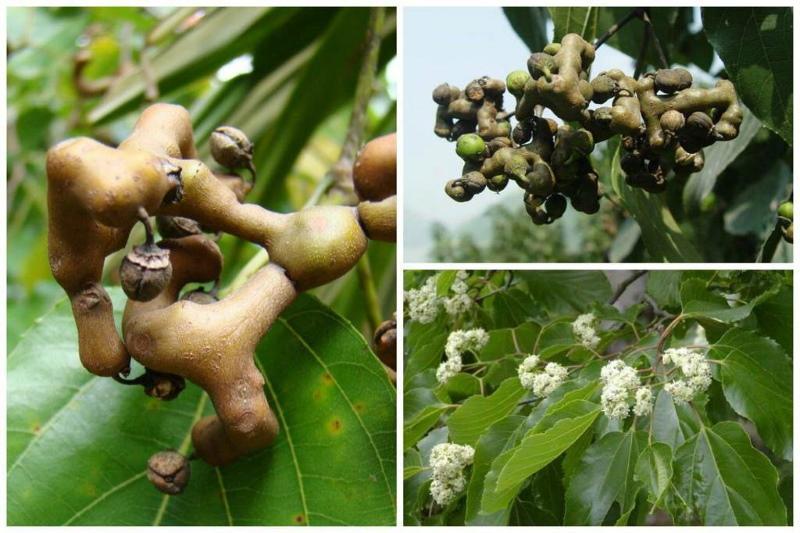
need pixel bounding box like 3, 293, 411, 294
545, 194, 567, 219
660, 110, 686, 132
147, 450, 191, 495
620, 152, 644, 175
373, 318, 397, 370
156, 215, 202, 239
180, 288, 219, 305
144, 371, 186, 401
119, 243, 172, 302
210, 126, 255, 175
654, 68, 693, 94
445, 180, 471, 202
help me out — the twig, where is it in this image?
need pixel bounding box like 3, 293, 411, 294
594, 8, 642, 49
641, 9, 669, 69
329, 6, 385, 193
608, 270, 646, 304
633, 23, 650, 79
355, 255, 383, 331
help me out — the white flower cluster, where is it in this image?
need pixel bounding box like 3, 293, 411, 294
572, 313, 601, 350
436, 329, 489, 384
517, 354, 568, 397
662, 347, 712, 404
429, 443, 475, 506
600, 360, 652, 419
404, 275, 441, 324
443, 271, 473, 317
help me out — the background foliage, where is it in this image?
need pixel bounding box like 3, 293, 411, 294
7, 7, 396, 525
403, 270, 792, 525
431, 7, 792, 263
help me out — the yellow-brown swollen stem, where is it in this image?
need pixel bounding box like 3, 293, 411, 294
358, 196, 397, 242
124, 263, 297, 467
588, 69, 641, 136
636, 75, 742, 150
517, 33, 595, 123
353, 133, 396, 202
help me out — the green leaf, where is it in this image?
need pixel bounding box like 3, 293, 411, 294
465, 416, 527, 526
481, 401, 600, 512
404, 319, 448, 384
703, 7, 792, 145
404, 388, 448, 451
724, 159, 791, 236
646, 271, 682, 309
680, 277, 775, 323
8, 290, 395, 526
635, 442, 673, 507
89, 8, 290, 123
651, 389, 698, 450
609, 145, 702, 261
549, 7, 599, 41
477, 322, 539, 362
682, 105, 762, 215
404, 465, 427, 480
673, 422, 786, 525
710, 328, 792, 460
489, 288, 541, 328
520, 271, 611, 314
447, 378, 526, 446
564, 431, 648, 525
503, 7, 550, 52
754, 284, 792, 353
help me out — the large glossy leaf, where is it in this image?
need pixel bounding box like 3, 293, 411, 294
710, 328, 792, 460
673, 422, 786, 525
703, 8, 792, 145
753, 284, 792, 353
447, 378, 526, 446
682, 105, 762, 215
564, 431, 648, 525
403, 319, 448, 384
89, 8, 292, 123
8, 290, 395, 525
549, 7, 599, 41
403, 388, 448, 451
609, 145, 702, 261
651, 389, 699, 450
502, 7, 549, 52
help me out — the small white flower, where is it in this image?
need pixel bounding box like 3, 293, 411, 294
664, 379, 696, 404
572, 313, 601, 350
429, 443, 475, 506
600, 360, 640, 420
436, 355, 462, 384
662, 347, 712, 401
518, 357, 567, 398
443, 271, 473, 316
633, 387, 653, 416
404, 276, 441, 324
436, 329, 489, 384
444, 329, 489, 359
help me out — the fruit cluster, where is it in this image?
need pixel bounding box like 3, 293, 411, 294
433, 33, 743, 224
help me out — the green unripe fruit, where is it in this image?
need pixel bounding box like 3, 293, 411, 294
486, 174, 509, 192
543, 42, 561, 55
506, 70, 531, 96
778, 201, 793, 220
700, 192, 717, 213
456, 134, 486, 161
528, 53, 556, 80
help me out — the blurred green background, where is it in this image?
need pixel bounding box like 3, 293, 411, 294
7, 6, 398, 348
